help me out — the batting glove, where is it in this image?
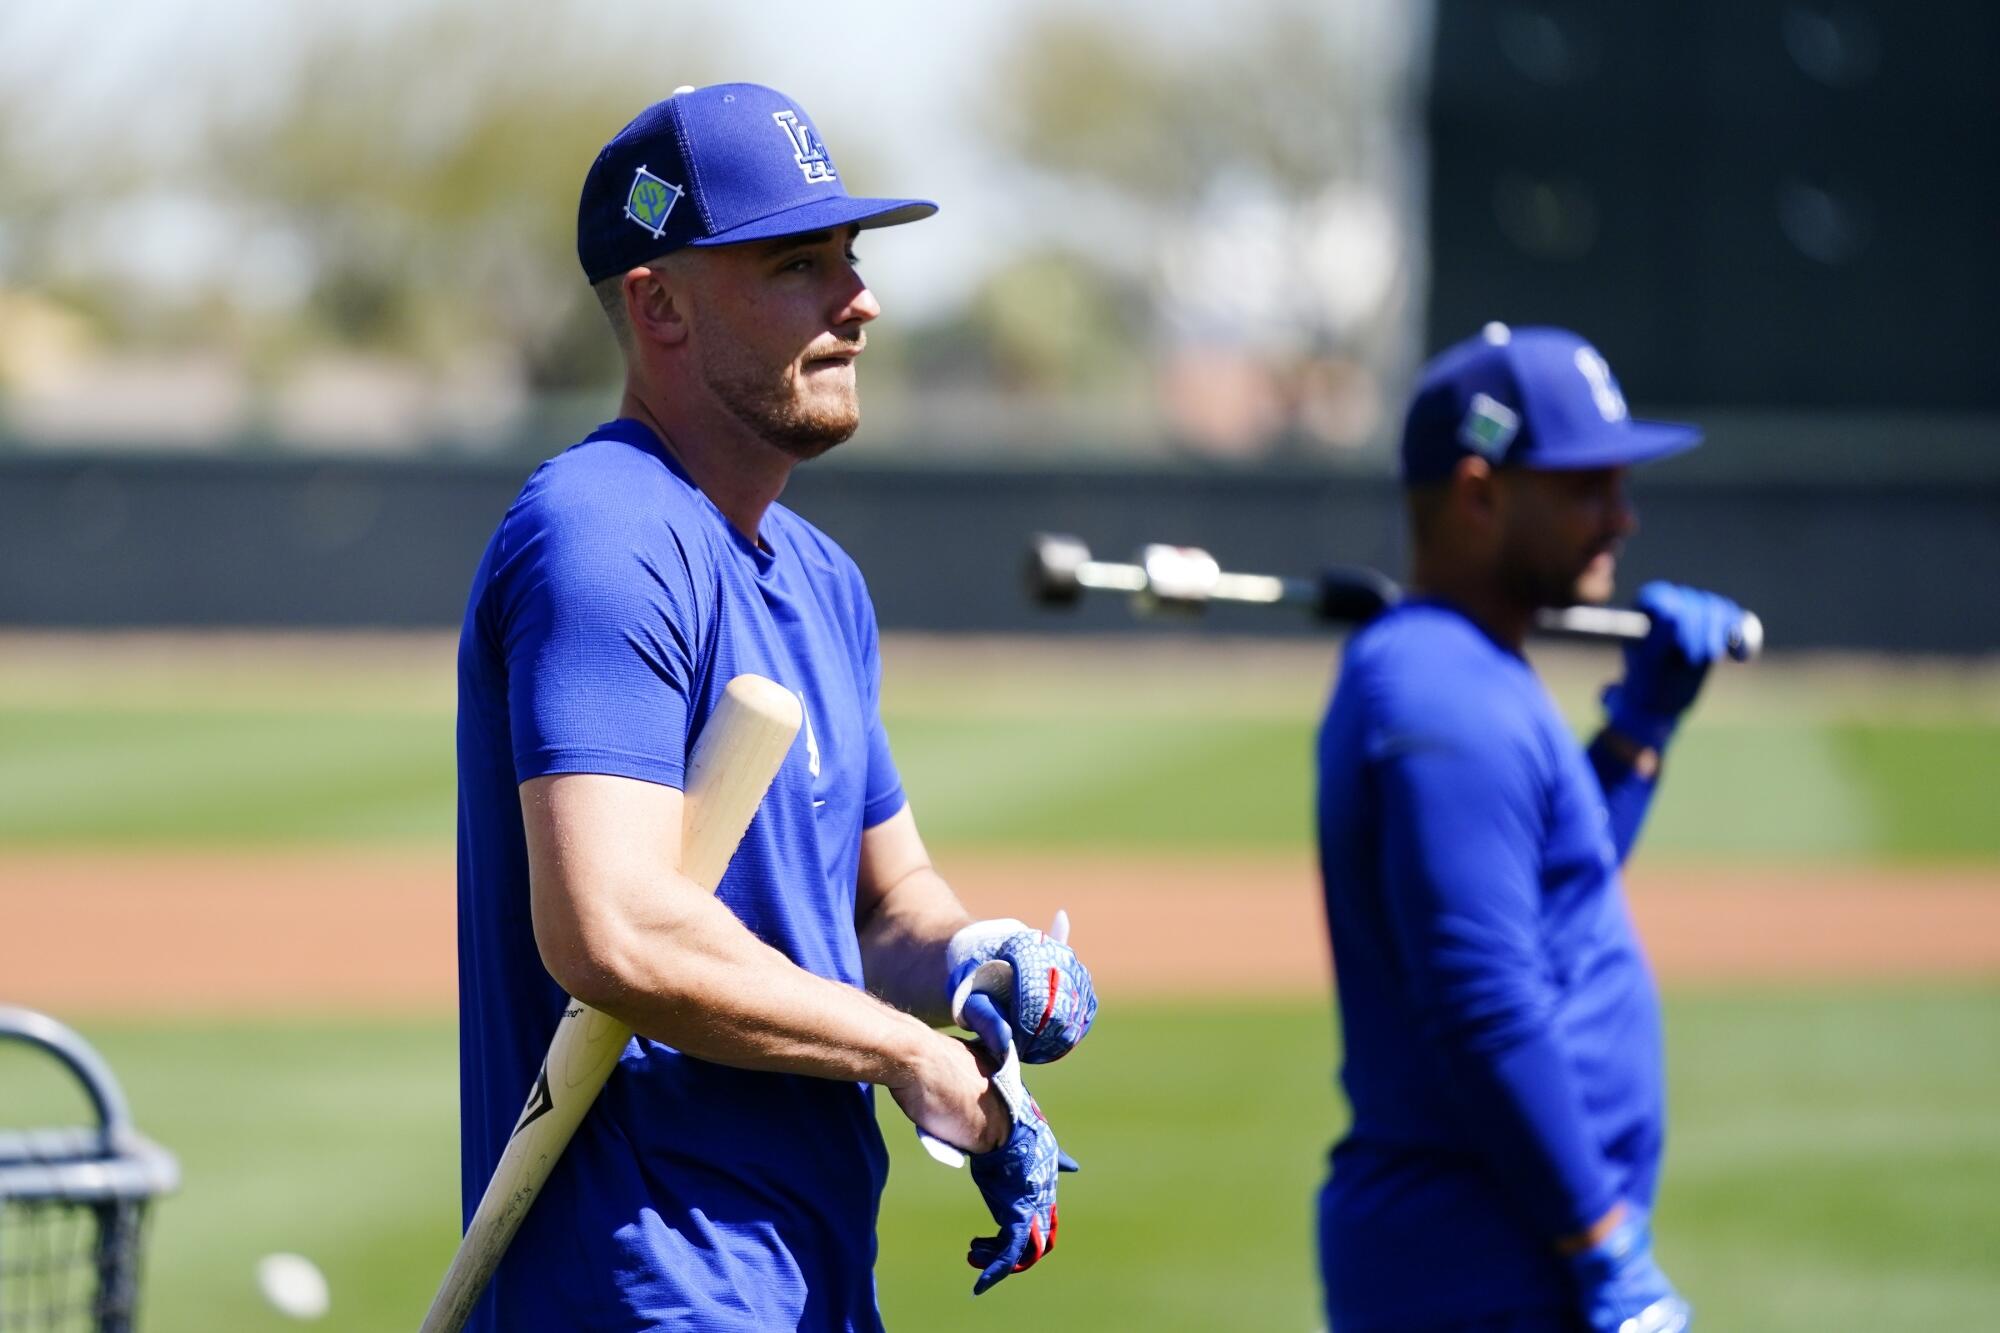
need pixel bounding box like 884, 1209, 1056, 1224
959, 991, 1080, 1295
1568, 1206, 1692, 1333
946, 912, 1099, 1064
1602, 581, 1745, 750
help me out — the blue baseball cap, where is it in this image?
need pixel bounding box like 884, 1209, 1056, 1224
576, 83, 936, 284
1400, 324, 1702, 484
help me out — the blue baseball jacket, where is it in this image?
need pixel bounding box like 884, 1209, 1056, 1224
1315, 600, 1667, 1330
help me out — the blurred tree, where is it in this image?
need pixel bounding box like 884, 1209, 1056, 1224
0, 61, 75, 292
989, 6, 1379, 208
978, 1, 1416, 455
903, 249, 1148, 394
0, 51, 110, 410
205, 1, 726, 390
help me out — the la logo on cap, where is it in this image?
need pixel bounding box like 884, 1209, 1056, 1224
1573, 347, 1629, 423
772, 110, 837, 185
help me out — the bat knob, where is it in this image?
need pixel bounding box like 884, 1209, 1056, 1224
1028, 533, 1090, 606
1728, 610, 1765, 662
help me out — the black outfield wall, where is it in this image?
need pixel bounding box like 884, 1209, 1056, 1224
1, 453, 1994, 653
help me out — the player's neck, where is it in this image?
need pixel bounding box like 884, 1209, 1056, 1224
1409, 558, 1533, 652
619, 387, 795, 546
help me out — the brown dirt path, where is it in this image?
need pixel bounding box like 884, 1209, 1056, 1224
2, 850, 1996, 1017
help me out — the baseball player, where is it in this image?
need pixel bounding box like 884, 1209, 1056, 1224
1315, 325, 1746, 1331
454, 84, 1096, 1330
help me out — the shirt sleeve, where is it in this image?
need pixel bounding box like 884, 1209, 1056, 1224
1370, 698, 1622, 1238
850, 566, 906, 829
493, 480, 706, 789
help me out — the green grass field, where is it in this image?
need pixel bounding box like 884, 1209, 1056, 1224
4, 634, 1998, 1329
2, 635, 1997, 858
8, 992, 1997, 1332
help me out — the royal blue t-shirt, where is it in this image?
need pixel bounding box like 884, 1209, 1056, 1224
1315, 601, 1665, 1331
455, 419, 908, 1331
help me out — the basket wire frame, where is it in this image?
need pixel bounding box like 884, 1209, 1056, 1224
1, 1008, 177, 1332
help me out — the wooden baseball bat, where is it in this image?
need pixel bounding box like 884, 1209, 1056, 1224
419, 674, 803, 1333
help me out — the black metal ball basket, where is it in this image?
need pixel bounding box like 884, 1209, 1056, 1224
1, 1006, 178, 1333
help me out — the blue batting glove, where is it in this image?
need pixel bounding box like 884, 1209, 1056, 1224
959, 992, 1080, 1295
946, 914, 1098, 1064
1569, 1207, 1692, 1333
1602, 581, 1745, 750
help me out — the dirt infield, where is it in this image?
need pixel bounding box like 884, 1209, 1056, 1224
3, 850, 1995, 1017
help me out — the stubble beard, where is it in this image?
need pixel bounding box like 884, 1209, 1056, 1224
1500, 543, 1613, 611
701, 341, 860, 461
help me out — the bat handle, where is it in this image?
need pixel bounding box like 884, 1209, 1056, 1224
1311, 566, 1403, 624
1541, 604, 1765, 661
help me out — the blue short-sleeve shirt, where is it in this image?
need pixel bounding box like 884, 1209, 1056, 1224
455, 419, 906, 1331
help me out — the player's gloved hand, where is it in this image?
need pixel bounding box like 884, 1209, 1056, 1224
945, 911, 1098, 1064
1568, 1206, 1692, 1333
1602, 581, 1745, 751
958, 992, 1079, 1295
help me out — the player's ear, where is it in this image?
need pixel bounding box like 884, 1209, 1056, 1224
1450, 455, 1500, 530
624, 264, 690, 349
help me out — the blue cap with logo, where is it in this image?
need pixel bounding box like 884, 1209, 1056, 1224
1400, 323, 1702, 484
576, 83, 936, 284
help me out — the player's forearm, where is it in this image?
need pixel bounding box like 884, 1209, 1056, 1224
546, 875, 942, 1087
1587, 728, 1661, 863
857, 862, 973, 1024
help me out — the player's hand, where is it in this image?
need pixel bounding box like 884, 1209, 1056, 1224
1567, 1206, 1692, 1333
945, 911, 1098, 1064
887, 1026, 1010, 1156
1602, 581, 1745, 750
959, 994, 1079, 1295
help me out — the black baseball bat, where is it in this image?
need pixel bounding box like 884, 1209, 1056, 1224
1025, 533, 1764, 660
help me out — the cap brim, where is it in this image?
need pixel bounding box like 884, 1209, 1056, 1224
690, 195, 937, 248
1527, 419, 1703, 471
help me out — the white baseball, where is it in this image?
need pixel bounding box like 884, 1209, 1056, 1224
256, 1252, 330, 1320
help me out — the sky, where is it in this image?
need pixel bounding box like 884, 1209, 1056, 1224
0, 0, 1414, 320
